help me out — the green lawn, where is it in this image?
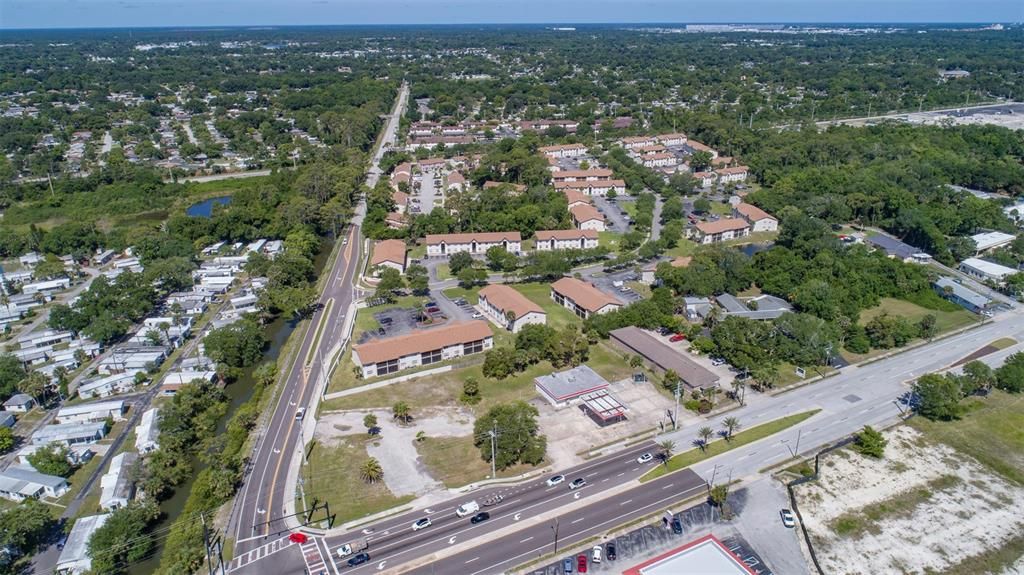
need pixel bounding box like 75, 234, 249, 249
301, 437, 414, 525
416, 435, 545, 488
663, 238, 698, 258
599, 232, 621, 253
323, 342, 633, 416
510, 283, 580, 329
989, 337, 1017, 350
442, 286, 481, 305
721, 230, 778, 246
710, 202, 732, 216
435, 264, 452, 281
408, 243, 426, 260
642, 410, 821, 482
908, 391, 1024, 485
842, 296, 979, 363
620, 201, 638, 219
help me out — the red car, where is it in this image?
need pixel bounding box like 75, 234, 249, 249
669, 333, 687, 342
577, 554, 588, 573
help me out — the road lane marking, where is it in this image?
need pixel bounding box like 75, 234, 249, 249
620, 499, 633, 506
465, 557, 479, 564
602, 478, 609, 483
617, 472, 625, 477
571, 518, 585, 524
519, 536, 534, 543
661, 483, 674, 490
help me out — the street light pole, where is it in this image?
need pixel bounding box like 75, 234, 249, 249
489, 423, 497, 479
673, 380, 681, 430
551, 518, 560, 554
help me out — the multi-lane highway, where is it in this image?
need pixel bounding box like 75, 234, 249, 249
228, 82, 409, 561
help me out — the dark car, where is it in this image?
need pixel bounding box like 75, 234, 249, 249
425, 301, 438, 307
470, 512, 490, 524
671, 516, 683, 534
606, 541, 617, 560
347, 552, 370, 567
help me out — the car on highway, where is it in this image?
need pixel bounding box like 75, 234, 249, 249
577, 554, 588, 572
346, 552, 370, 567
780, 508, 796, 528
470, 512, 490, 524
569, 478, 587, 490
592, 545, 602, 563
636, 452, 654, 464
411, 518, 432, 531
606, 541, 616, 560
563, 557, 574, 573
294, 407, 306, 420
546, 474, 565, 486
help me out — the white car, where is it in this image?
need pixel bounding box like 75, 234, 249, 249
592, 545, 603, 564
636, 453, 654, 464
472, 312, 483, 319
546, 474, 565, 486
412, 518, 432, 531
780, 509, 796, 528
568, 478, 587, 490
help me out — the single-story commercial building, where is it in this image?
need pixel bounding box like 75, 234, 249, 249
477, 285, 547, 333
56, 513, 111, 575
370, 239, 407, 274
57, 400, 126, 425
622, 534, 757, 575
425, 232, 522, 257
866, 234, 933, 264
0, 467, 70, 501
716, 293, 793, 320
609, 327, 720, 390
970, 231, 1015, 253
959, 257, 1019, 284
535, 365, 610, 408
578, 389, 628, 426
352, 321, 493, 379
534, 229, 600, 252
933, 277, 993, 314
550, 277, 622, 319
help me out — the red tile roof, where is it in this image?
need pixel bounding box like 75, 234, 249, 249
353, 321, 492, 365
551, 277, 620, 313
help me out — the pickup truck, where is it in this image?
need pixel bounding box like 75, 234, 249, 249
336, 537, 369, 558
455, 500, 480, 517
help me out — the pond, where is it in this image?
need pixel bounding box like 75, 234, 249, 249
186, 196, 232, 218
739, 242, 774, 257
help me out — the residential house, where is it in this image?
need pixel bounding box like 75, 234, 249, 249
56, 513, 110, 575
733, 203, 778, 232
934, 277, 993, 315
352, 321, 494, 378
641, 153, 677, 168
562, 188, 593, 210
554, 179, 626, 196
425, 232, 522, 257
57, 400, 126, 425
97, 346, 166, 374
477, 285, 547, 333
685, 140, 719, 159
970, 231, 1016, 254
370, 240, 407, 274
538, 143, 587, 159
716, 293, 793, 320
77, 373, 136, 399
657, 133, 688, 146
692, 172, 717, 188
99, 452, 137, 511
446, 171, 467, 192
550, 277, 621, 319
31, 422, 107, 447
570, 204, 606, 232
552, 169, 613, 183
134, 408, 160, 454
534, 229, 600, 251
21, 278, 70, 297
3, 394, 35, 413
0, 467, 69, 501
621, 136, 659, 150
865, 234, 933, 264
385, 212, 409, 230
715, 166, 749, 183
693, 218, 751, 244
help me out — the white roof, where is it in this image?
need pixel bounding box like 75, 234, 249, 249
58, 400, 125, 418
57, 513, 111, 573
960, 257, 1018, 279
134, 408, 160, 451
78, 373, 135, 394
31, 422, 107, 445
969, 231, 1016, 252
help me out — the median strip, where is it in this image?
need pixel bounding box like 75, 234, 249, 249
641, 409, 821, 482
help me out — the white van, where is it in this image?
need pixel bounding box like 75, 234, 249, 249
455, 500, 480, 517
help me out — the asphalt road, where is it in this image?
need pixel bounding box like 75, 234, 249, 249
229, 82, 409, 557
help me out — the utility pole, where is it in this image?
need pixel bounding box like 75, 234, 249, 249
551, 518, 560, 554
489, 423, 497, 479
673, 380, 681, 430
202, 513, 214, 575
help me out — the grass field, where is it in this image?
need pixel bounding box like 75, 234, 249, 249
301, 437, 414, 525
908, 391, 1024, 485
841, 296, 979, 363
710, 202, 732, 216
442, 286, 481, 304
599, 232, 621, 253
435, 264, 452, 281
663, 238, 698, 258
642, 410, 821, 482
510, 283, 580, 328
416, 435, 544, 488
989, 337, 1017, 350
323, 342, 633, 416
721, 230, 778, 247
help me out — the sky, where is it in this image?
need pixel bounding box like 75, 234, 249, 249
1, 0, 1021, 30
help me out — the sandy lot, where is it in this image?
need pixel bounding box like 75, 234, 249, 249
795, 426, 1024, 575
316, 407, 474, 497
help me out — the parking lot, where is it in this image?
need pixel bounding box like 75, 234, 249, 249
356, 304, 450, 344
527, 494, 776, 575
592, 195, 631, 233
583, 268, 643, 304
438, 290, 478, 321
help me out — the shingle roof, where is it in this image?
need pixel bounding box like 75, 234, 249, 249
570, 203, 605, 224
479, 285, 545, 320
609, 327, 720, 389
353, 321, 492, 365
734, 203, 773, 222
552, 169, 613, 180
535, 229, 599, 241
425, 232, 521, 245
551, 277, 620, 313
371, 240, 406, 267
695, 218, 750, 235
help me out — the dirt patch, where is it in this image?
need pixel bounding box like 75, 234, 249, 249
795, 426, 1024, 574
953, 344, 999, 367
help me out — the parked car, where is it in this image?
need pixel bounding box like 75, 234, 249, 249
636, 452, 654, 464
569, 478, 587, 490
669, 333, 686, 342
711, 357, 727, 366
426, 301, 437, 307
606, 541, 617, 560
379, 317, 393, 325
546, 474, 565, 486
411, 518, 432, 531
347, 552, 370, 566
426, 306, 440, 313
671, 516, 683, 534
592, 545, 602, 563
563, 557, 574, 573
472, 312, 483, 319
577, 554, 588, 573
780, 509, 796, 528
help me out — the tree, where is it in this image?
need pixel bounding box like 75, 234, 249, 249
690, 150, 713, 171
87, 501, 160, 575
482, 347, 519, 379
853, 426, 887, 458
0, 354, 27, 402
405, 264, 429, 295
0, 499, 56, 555
363, 413, 378, 433
658, 439, 676, 465
392, 401, 412, 425
960, 360, 994, 395
202, 319, 267, 369
629, 355, 644, 370
485, 245, 518, 272
457, 266, 487, 288
461, 376, 481, 404
0, 427, 14, 454
360, 458, 384, 483
913, 373, 963, 420
448, 251, 475, 275
18, 371, 49, 405
709, 484, 729, 508
995, 352, 1024, 393
374, 267, 404, 303
662, 369, 681, 392
27, 442, 75, 477
697, 426, 714, 451
722, 417, 741, 441
473, 401, 546, 470
917, 314, 938, 341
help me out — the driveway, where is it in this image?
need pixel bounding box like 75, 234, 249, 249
593, 196, 630, 234
417, 172, 440, 213
729, 477, 810, 575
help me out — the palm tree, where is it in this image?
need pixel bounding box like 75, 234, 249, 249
697, 426, 714, 452
18, 372, 49, 405
731, 380, 746, 406
392, 401, 411, 425
360, 458, 384, 483
722, 417, 741, 441
658, 439, 676, 465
